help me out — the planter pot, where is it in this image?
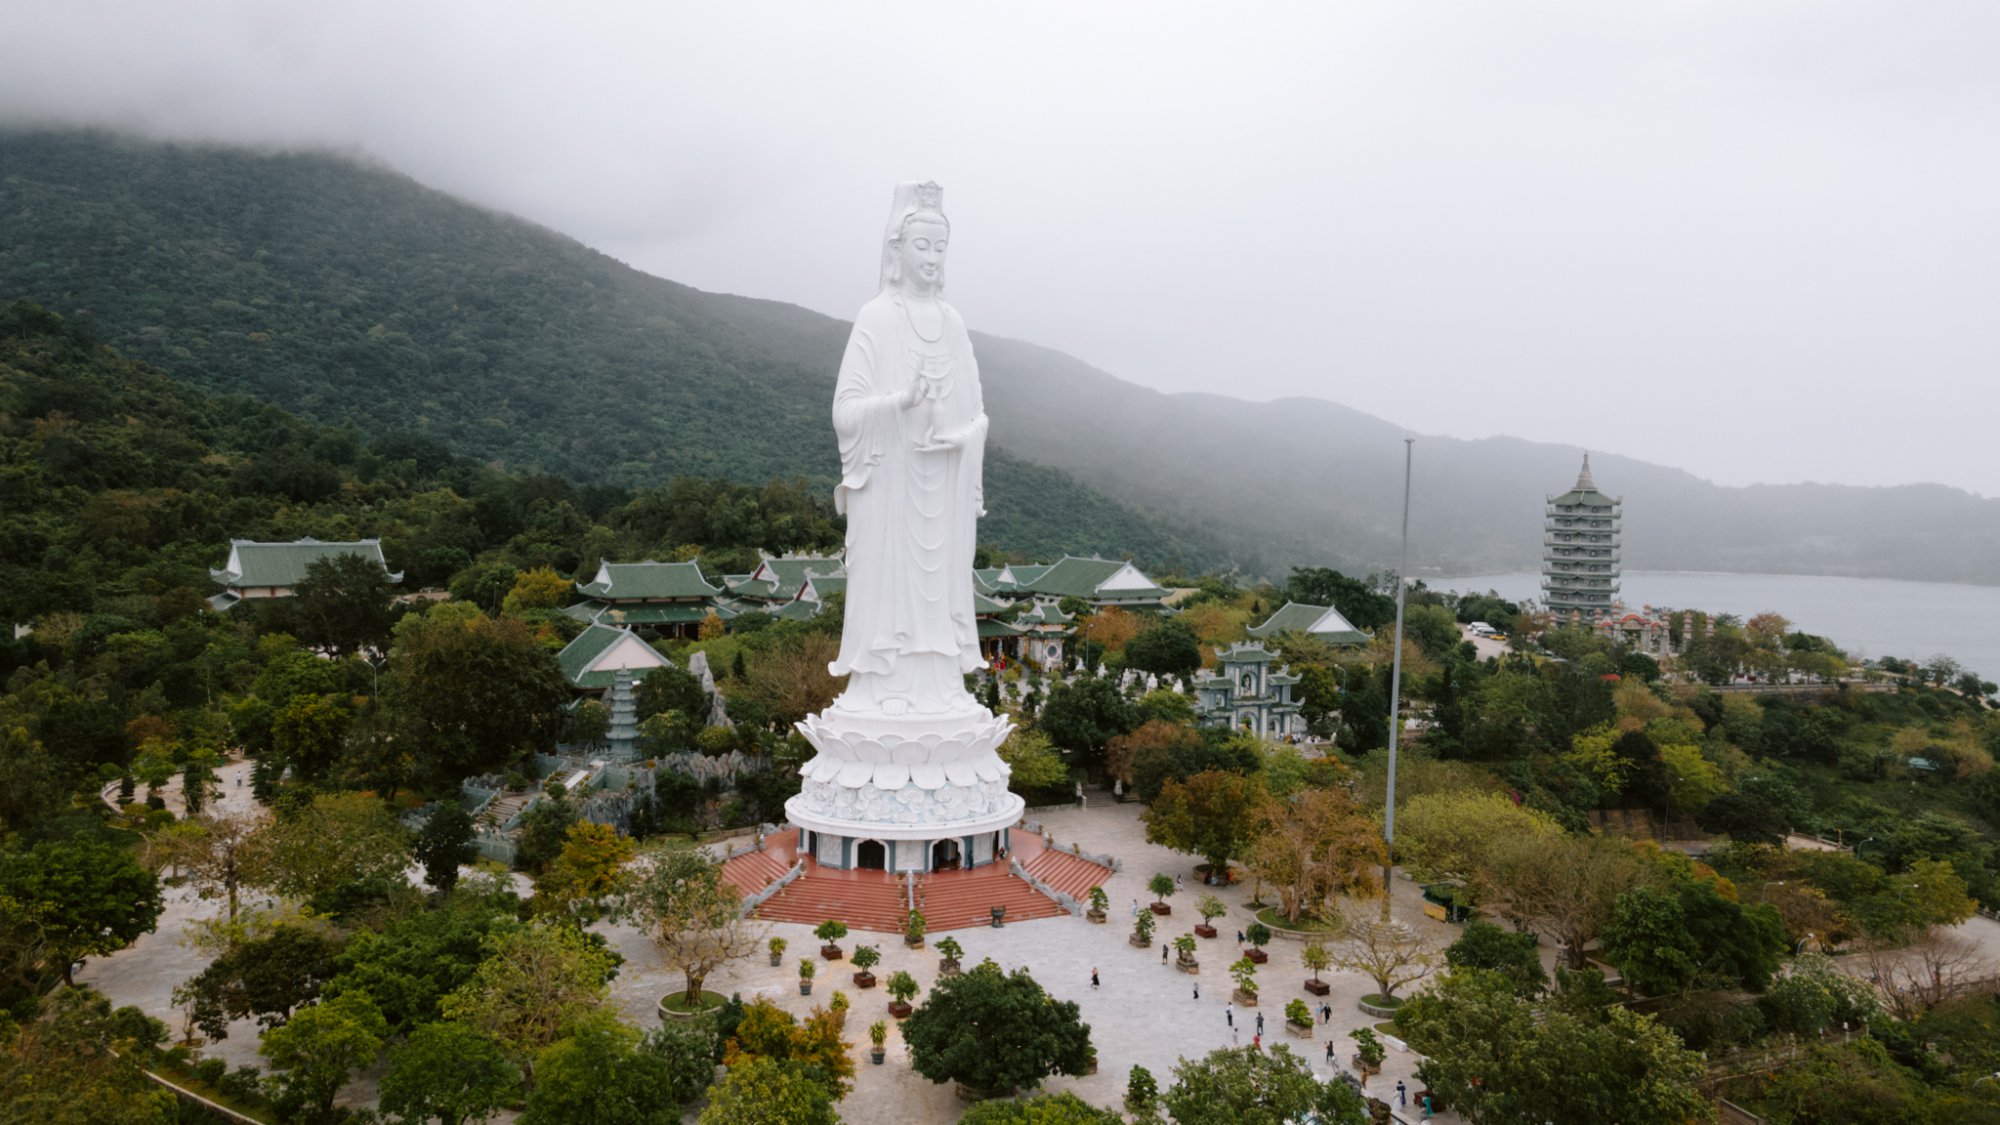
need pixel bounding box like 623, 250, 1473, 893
888, 1001, 914, 1019
1149, 903, 1172, 916
799, 982, 813, 996
1303, 979, 1332, 997
1286, 1020, 1313, 1039
870, 1048, 886, 1065
853, 971, 877, 989
769, 954, 783, 966
1176, 957, 1200, 974
821, 945, 844, 960
1087, 910, 1108, 925
938, 960, 961, 976
1130, 934, 1152, 948
1351, 1056, 1382, 1079
905, 936, 925, 948
1245, 949, 1269, 964
1232, 988, 1258, 1007
1194, 924, 1217, 939
1083, 1058, 1099, 1076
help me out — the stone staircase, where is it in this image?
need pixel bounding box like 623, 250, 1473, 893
1021, 848, 1112, 900
721, 847, 793, 900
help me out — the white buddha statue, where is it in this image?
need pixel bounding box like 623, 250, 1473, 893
827, 181, 989, 718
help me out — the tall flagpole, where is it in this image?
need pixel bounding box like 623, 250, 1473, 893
1381, 436, 1414, 920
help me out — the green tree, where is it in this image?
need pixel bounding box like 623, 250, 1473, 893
414, 800, 478, 894
617, 845, 759, 1006
386, 602, 568, 784
324, 885, 523, 1033
259, 991, 389, 1116
999, 729, 1071, 793
959, 1091, 1127, 1123
1122, 618, 1203, 678
0, 837, 162, 985
1285, 567, 1395, 631
533, 820, 635, 921
697, 1056, 840, 1125
0, 987, 178, 1125
519, 1010, 683, 1125
270, 691, 354, 783
902, 959, 1092, 1098
261, 790, 409, 911
1144, 770, 1269, 875
1603, 881, 1786, 995
1161, 1044, 1367, 1125
294, 553, 400, 660
1403, 603, 1462, 661
378, 1021, 520, 1125
179, 922, 343, 1040
440, 922, 618, 1081
1445, 920, 1547, 997
1038, 676, 1140, 769
515, 795, 579, 874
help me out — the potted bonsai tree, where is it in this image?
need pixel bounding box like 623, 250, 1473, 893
1243, 922, 1273, 964
851, 944, 881, 989
1173, 932, 1199, 973
1350, 1028, 1386, 1081
1195, 893, 1227, 939
935, 936, 964, 976
903, 908, 927, 948
1147, 873, 1176, 915
1086, 885, 1110, 924
768, 936, 788, 967
828, 989, 850, 1029
886, 970, 920, 1019
815, 919, 848, 960
868, 1020, 889, 1065
1302, 941, 1333, 997
798, 958, 816, 996
1125, 1065, 1159, 1118
1130, 908, 1156, 948
1230, 956, 1259, 1006
1285, 998, 1314, 1038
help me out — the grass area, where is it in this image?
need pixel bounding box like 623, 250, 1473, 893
658, 989, 729, 1015
1361, 993, 1405, 1010
1254, 906, 1340, 933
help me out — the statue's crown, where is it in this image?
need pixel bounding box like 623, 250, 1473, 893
914, 181, 943, 210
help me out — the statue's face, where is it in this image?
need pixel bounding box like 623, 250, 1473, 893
896, 218, 948, 292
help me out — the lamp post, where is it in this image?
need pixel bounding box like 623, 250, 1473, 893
1381, 436, 1414, 920
1762, 880, 1785, 904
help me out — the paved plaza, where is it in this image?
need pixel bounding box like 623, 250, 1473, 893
83, 766, 1469, 1122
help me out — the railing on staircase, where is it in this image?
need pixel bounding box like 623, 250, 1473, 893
720, 823, 783, 862
1009, 859, 1083, 916
739, 860, 804, 915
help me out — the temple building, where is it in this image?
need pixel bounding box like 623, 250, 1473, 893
564, 560, 730, 636
209, 537, 400, 612
556, 623, 673, 693
724, 553, 846, 605
1014, 555, 1170, 609
1246, 601, 1370, 647
1011, 601, 1073, 667
1543, 454, 1622, 619
1194, 642, 1305, 739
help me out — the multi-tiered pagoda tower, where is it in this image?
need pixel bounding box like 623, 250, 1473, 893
1543, 454, 1621, 619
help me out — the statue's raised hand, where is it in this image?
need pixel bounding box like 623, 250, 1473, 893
898, 379, 927, 411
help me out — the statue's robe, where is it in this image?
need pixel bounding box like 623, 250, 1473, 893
830, 291, 988, 693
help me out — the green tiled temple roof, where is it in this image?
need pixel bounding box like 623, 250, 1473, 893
589, 603, 730, 626
212, 538, 400, 590
556, 624, 671, 690
1246, 601, 1369, 646
577, 561, 721, 600
1017, 556, 1167, 602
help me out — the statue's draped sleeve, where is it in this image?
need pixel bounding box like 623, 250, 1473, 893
831, 304, 900, 517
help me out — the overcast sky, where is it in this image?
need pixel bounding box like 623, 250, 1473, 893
5, 2, 1997, 494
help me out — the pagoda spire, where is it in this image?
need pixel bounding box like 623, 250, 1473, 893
1575, 452, 1596, 492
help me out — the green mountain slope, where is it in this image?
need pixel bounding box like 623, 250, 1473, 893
0, 131, 1225, 572
5, 129, 1998, 583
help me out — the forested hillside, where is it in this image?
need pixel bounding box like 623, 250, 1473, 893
5, 129, 1999, 582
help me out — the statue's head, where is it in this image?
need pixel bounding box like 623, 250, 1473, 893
879, 181, 950, 294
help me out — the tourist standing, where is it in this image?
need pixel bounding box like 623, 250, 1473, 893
1255, 1012, 1264, 1035
1396, 1080, 1407, 1107
1225, 1001, 1233, 1028
1091, 967, 1099, 989
1192, 982, 1199, 1000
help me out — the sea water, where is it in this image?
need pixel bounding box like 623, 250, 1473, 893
1434, 571, 2000, 681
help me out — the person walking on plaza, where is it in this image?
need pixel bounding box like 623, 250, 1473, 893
1175, 873, 1183, 892
1192, 982, 1199, 1000
1396, 1080, 1407, 1107
1252, 1033, 1261, 1051
1091, 967, 1099, 989
1325, 1040, 1335, 1064
1161, 943, 1169, 963
1255, 1012, 1264, 1035
1225, 1001, 1233, 1028
1320, 1002, 1332, 1024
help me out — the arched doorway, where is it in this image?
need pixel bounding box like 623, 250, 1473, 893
932, 838, 962, 871
856, 839, 887, 870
